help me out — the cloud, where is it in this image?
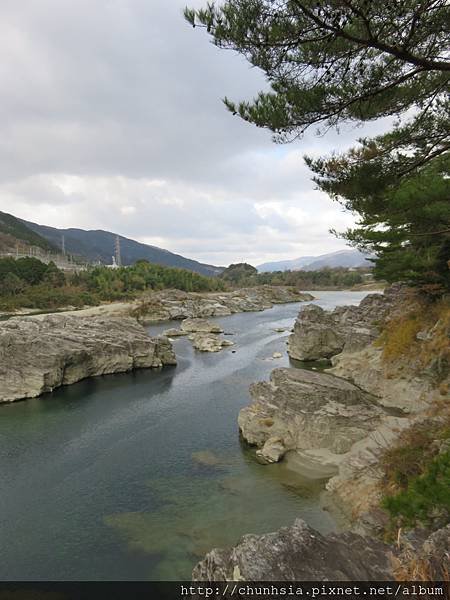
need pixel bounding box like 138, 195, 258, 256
0, 0, 388, 265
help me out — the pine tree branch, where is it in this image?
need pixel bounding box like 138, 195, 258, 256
291, 1, 450, 72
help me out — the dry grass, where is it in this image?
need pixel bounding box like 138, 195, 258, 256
381, 315, 422, 360
392, 549, 450, 582
376, 295, 450, 382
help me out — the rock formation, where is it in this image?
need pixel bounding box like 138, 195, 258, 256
287, 291, 393, 361
163, 328, 188, 337
0, 314, 176, 403
189, 332, 235, 352
163, 319, 235, 352
193, 518, 395, 580
329, 345, 432, 413
132, 287, 314, 324
239, 367, 386, 467
180, 318, 224, 334
193, 518, 450, 582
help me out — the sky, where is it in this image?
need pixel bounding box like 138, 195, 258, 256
0, 0, 389, 267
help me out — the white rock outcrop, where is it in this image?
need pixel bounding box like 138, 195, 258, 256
287, 292, 392, 361
239, 367, 387, 467
0, 314, 176, 403
133, 287, 314, 324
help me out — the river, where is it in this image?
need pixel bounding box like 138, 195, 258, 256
0, 290, 371, 580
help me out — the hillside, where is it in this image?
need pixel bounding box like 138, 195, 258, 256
22, 218, 223, 277
257, 249, 373, 272
0, 211, 56, 253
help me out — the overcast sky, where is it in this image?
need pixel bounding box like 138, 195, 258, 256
0, 0, 389, 267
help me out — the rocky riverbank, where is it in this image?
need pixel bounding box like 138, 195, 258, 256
2, 286, 313, 323
287, 286, 400, 361
193, 519, 449, 581
131, 286, 314, 324
194, 286, 450, 580
0, 314, 176, 403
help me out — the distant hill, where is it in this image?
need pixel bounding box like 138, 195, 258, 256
0, 211, 56, 253
22, 218, 223, 277
257, 249, 373, 272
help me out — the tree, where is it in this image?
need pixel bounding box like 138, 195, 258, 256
14, 257, 48, 285
220, 262, 258, 284
0, 257, 18, 281
43, 261, 66, 287
185, 1, 449, 153
186, 0, 450, 290
0, 272, 26, 296
306, 148, 450, 289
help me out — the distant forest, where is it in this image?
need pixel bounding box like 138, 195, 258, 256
218, 262, 368, 289
0, 257, 370, 311
0, 258, 225, 311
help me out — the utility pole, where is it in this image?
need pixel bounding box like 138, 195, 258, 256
114, 235, 122, 267
61, 235, 66, 256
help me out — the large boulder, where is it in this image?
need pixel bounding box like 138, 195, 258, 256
0, 314, 176, 403
192, 518, 394, 580
189, 332, 234, 352
287, 292, 392, 361
239, 368, 384, 468
193, 518, 450, 582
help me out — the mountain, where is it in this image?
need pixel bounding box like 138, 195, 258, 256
257, 250, 373, 272
0, 211, 56, 253
21, 218, 223, 277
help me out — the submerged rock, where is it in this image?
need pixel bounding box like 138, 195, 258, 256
191, 450, 223, 467
193, 518, 394, 580
0, 314, 176, 403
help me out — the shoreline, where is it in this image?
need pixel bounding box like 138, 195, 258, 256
193, 286, 450, 580
0, 285, 384, 321
0, 286, 315, 404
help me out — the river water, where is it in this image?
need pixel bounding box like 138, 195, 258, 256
0, 291, 370, 580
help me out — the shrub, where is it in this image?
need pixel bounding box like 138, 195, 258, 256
381, 415, 450, 531
382, 450, 450, 529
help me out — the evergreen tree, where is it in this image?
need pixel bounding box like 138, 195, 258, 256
186, 0, 450, 290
